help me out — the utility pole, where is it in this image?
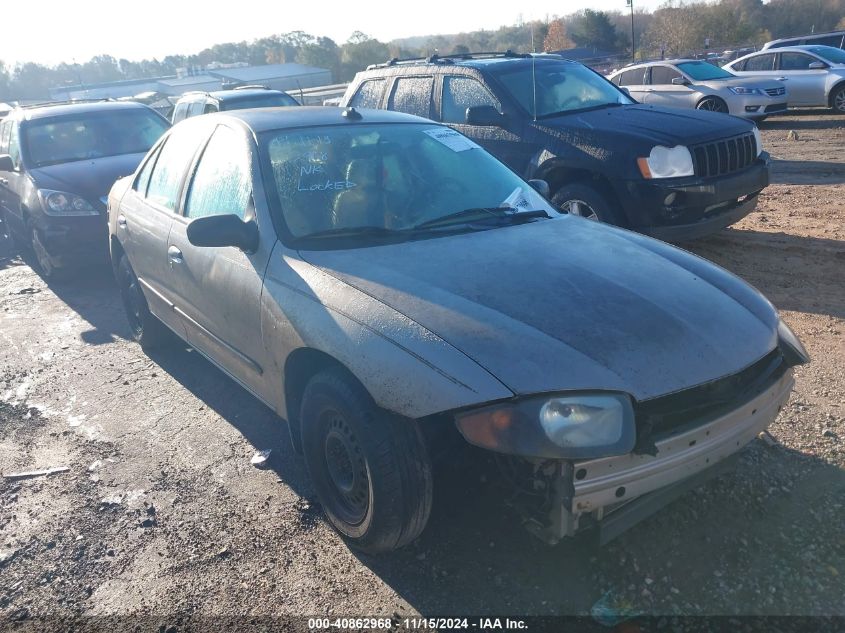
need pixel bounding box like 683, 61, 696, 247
627, 0, 635, 61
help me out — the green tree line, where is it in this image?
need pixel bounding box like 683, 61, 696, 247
1, 0, 843, 102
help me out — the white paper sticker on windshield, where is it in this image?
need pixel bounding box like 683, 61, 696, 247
500, 187, 533, 211
423, 128, 481, 152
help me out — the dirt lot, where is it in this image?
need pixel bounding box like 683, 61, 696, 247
1, 110, 843, 628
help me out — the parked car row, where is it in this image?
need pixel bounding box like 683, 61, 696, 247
0, 51, 810, 553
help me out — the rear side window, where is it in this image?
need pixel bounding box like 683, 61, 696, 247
204, 103, 218, 114
743, 54, 776, 71
134, 143, 163, 196
172, 102, 190, 124
188, 101, 205, 118
441, 76, 500, 124
779, 53, 814, 70
0, 120, 10, 155
8, 123, 21, 168
616, 68, 645, 86
349, 79, 386, 109
146, 125, 208, 211
813, 35, 844, 48
388, 77, 434, 118
649, 66, 683, 85
185, 126, 252, 220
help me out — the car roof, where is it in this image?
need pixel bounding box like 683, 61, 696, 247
202, 105, 438, 134
18, 100, 153, 122
736, 45, 829, 56
208, 88, 287, 101
364, 54, 578, 74
764, 30, 845, 47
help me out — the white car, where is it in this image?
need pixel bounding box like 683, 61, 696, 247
608, 60, 788, 120
724, 45, 845, 113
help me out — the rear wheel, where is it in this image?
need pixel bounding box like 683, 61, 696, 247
117, 255, 171, 349
552, 183, 624, 226
832, 85, 845, 114
697, 96, 729, 113
300, 368, 433, 553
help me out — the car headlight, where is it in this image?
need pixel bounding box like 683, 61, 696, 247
38, 189, 98, 217
777, 319, 809, 366
752, 125, 763, 157
637, 145, 695, 179
728, 86, 761, 95
455, 392, 636, 459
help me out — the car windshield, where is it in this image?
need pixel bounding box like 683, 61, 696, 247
494, 61, 633, 118
223, 93, 299, 110
676, 61, 735, 81
24, 109, 169, 168
805, 46, 845, 64
261, 123, 555, 242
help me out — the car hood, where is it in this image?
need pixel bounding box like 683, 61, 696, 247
535, 104, 751, 147
28, 152, 146, 205
299, 217, 779, 403
694, 77, 785, 91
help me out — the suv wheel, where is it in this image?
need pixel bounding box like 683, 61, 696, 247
552, 183, 624, 226
832, 85, 845, 114
300, 367, 433, 554
697, 97, 729, 113
117, 255, 172, 349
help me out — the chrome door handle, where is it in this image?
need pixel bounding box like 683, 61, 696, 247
167, 245, 183, 264
117, 215, 127, 228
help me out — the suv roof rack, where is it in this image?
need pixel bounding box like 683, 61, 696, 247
366, 50, 530, 70
232, 84, 270, 91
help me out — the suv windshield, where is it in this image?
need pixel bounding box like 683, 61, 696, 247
24, 109, 169, 168
806, 46, 845, 64
223, 94, 299, 110
676, 61, 735, 81
494, 61, 633, 118
262, 123, 554, 242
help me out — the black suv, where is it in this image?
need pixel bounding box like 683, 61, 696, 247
0, 101, 169, 277
171, 86, 299, 124
341, 52, 771, 241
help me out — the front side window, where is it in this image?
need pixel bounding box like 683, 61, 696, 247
779, 53, 815, 70
0, 120, 10, 155
188, 101, 205, 118
496, 62, 634, 117
185, 126, 252, 220
441, 76, 501, 124
146, 124, 209, 211
8, 123, 21, 168
349, 80, 386, 109
22, 109, 169, 168
649, 66, 683, 85
262, 123, 555, 242
134, 143, 163, 196
388, 77, 434, 118
743, 54, 776, 72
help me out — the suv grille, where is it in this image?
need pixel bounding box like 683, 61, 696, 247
764, 87, 786, 97
691, 132, 757, 178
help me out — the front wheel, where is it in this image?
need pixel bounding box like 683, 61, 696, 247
831, 85, 845, 114
552, 183, 624, 226
300, 368, 433, 553
697, 96, 729, 113
30, 225, 62, 280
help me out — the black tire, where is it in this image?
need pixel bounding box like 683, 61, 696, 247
831, 85, 845, 114
29, 224, 64, 280
300, 368, 433, 553
552, 183, 625, 226
117, 254, 171, 349
696, 96, 729, 114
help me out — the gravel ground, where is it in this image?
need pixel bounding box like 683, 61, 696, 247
0, 109, 843, 628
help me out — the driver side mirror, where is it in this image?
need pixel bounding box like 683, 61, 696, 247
808, 61, 828, 69
0, 154, 15, 172
466, 105, 505, 127
671, 77, 690, 86
187, 214, 259, 252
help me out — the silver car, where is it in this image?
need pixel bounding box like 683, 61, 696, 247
608, 60, 788, 120
724, 45, 845, 113
108, 107, 808, 552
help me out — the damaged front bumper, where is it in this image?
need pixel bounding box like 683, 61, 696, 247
526, 368, 794, 545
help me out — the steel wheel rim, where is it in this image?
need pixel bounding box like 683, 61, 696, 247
560, 199, 599, 221
835, 91, 845, 112
699, 99, 727, 113
322, 411, 369, 524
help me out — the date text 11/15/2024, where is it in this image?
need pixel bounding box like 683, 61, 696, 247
308, 618, 529, 630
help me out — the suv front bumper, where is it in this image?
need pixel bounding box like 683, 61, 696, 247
34, 215, 108, 267
622, 154, 770, 242
530, 368, 793, 544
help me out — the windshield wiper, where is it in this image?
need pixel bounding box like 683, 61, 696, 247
413, 207, 549, 230
537, 102, 625, 119
301, 225, 400, 240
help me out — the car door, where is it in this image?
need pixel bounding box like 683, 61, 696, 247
613, 67, 649, 102
118, 122, 211, 336
0, 119, 13, 227
732, 53, 778, 77
643, 65, 695, 108
776, 52, 829, 105
166, 123, 273, 393
437, 74, 533, 173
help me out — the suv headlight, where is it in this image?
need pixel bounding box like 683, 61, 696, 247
455, 392, 636, 459
728, 86, 761, 95
38, 189, 98, 217
778, 319, 809, 365
637, 145, 695, 179
752, 125, 763, 157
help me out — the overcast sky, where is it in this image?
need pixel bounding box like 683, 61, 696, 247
4, 0, 666, 67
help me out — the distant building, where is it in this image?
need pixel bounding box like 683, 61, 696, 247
206, 64, 332, 93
